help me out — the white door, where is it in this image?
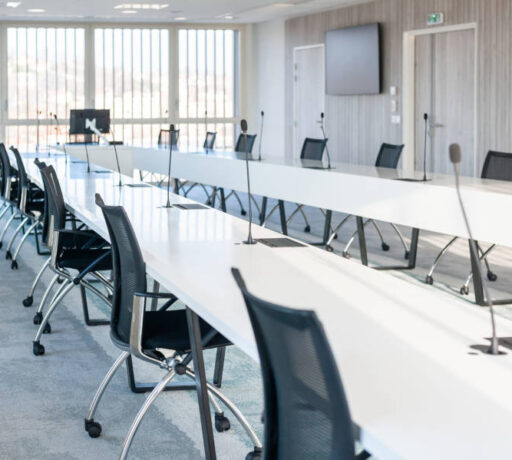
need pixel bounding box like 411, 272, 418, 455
415, 29, 476, 176
293, 45, 325, 158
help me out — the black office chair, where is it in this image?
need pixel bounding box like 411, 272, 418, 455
3, 147, 46, 269
215, 133, 259, 216
263, 138, 330, 233
426, 150, 511, 294
232, 268, 370, 460
157, 128, 180, 148
21, 158, 51, 307
32, 165, 113, 356
327, 143, 409, 258
204, 131, 217, 150
0, 143, 18, 229
85, 195, 261, 460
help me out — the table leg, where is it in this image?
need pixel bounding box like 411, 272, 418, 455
356, 216, 369, 266
151, 280, 160, 311
278, 200, 288, 236
322, 210, 332, 246
259, 197, 267, 225
186, 308, 217, 460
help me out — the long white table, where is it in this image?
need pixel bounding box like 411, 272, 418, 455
56, 143, 512, 306
24, 151, 512, 460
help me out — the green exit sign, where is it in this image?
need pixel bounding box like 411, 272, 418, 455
428, 12, 444, 26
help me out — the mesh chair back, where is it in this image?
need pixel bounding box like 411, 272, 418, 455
95, 194, 146, 345
232, 269, 355, 460
204, 132, 217, 150
375, 143, 404, 169
40, 166, 67, 231
0, 143, 11, 199
234, 134, 257, 154
158, 129, 179, 147
481, 151, 512, 181
9, 147, 29, 206
300, 138, 327, 161
34, 159, 50, 244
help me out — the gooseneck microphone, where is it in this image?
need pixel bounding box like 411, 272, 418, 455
53, 113, 68, 163
241, 119, 256, 245
319, 112, 332, 170
163, 124, 176, 208
449, 143, 500, 355
111, 127, 122, 187
258, 110, 264, 161
423, 113, 429, 181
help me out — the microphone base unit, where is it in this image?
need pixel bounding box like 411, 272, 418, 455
395, 177, 432, 183
243, 239, 257, 245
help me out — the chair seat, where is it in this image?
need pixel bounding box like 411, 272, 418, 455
60, 230, 106, 249
25, 200, 45, 216
142, 310, 231, 352
57, 248, 112, 272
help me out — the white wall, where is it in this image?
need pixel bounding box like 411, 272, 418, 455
247, 19, 286, 157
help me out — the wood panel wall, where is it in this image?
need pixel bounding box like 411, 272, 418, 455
285, 0, 512, 172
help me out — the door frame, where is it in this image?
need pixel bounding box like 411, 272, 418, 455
402, 22, 478, 173
293, 43, 325, 156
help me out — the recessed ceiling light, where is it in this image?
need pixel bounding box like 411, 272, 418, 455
114, 3, 168, 10
224, 15, 234, 19
6, 2, 21, 8
174, 16, 186, 20
121, 9, 137, 13
27, 8, 45, 12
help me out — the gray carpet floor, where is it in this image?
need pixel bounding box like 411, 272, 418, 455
1, 185, 511, 459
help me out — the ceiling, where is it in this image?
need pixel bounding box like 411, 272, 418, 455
0, 0, 372, 24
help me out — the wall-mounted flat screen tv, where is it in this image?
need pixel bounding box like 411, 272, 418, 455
325, 23, 381, 96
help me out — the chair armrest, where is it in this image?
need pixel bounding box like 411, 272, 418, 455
133, 291, 176, 299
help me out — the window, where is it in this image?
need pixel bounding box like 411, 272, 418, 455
178, 28, 238, 149
6, 26, 85, 151
94, 27, 169, 146
2, 24, 241, 150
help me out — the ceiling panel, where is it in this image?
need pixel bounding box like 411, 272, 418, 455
0, 0, 372, 24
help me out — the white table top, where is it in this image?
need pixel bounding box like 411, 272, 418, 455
31, 151, 512, 460
57, 143, 512, 249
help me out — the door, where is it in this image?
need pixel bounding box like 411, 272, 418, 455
293, 45, 325, 158
415, 29, 475, 176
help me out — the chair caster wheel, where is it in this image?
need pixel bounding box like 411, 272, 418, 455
11, 260, 18, 270
326, 245, 334, 253
43, 322, 51, 334
23, 296, 33, 307
57, 277, 64, 284
381, 243, 390, 251
215, 414, 231, 432
487, 271, 498, 282
425, 275, 434, 285
246, 447, 262, 460
33, 341, 45, 356
0, 241, 3, 249
304, 225, 311, 233
5, 250, 12, 260
342, 251, 351, 259
33, 312, 43, 325
85, 419, 102, 438
333, 233, 338, 240
404, 251, 410, 260
241, 209, 247, 216
460, 286, 470, 295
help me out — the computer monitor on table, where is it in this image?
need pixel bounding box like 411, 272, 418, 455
69, 109, 110, 139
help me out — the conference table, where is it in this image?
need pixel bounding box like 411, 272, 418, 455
55, 143, 512, 306
21, 151, 512, 460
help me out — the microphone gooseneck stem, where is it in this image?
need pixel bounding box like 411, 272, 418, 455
85, 142, 91, 173
320, 123, 332, 170
166, 139, 173, 208
423, 116, 428, 181
111, 129, 122, 187
454, 164, 499, 354
244, 132, 255, 245
258, 113, 264, 161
